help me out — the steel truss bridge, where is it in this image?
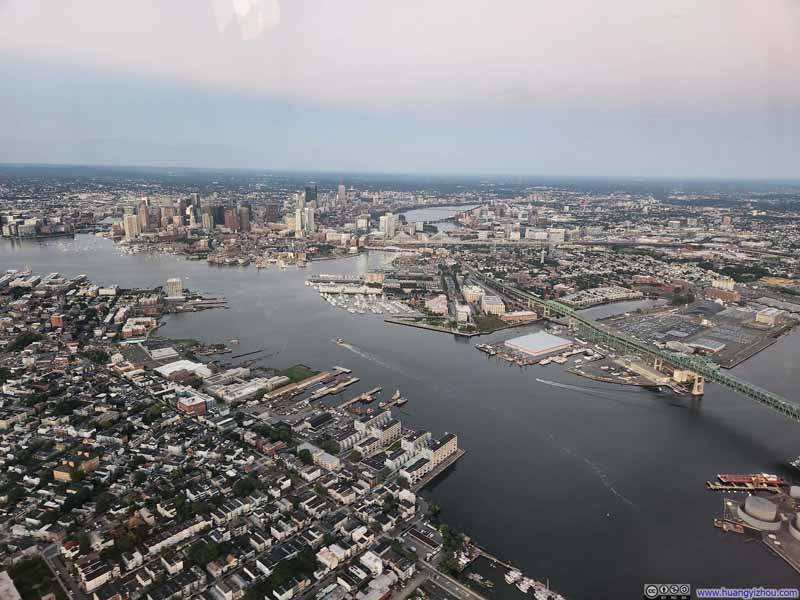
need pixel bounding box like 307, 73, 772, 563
466, 267, 800, 423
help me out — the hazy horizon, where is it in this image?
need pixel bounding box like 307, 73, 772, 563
1, 1, 798, 179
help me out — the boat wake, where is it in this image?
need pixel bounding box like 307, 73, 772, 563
535, 378, 651, 409
536, 378, 643, 395
548, 433, 637, 510
333, 340, 420, 381
583, 458, 637, 509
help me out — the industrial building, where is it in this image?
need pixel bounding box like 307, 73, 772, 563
504, 331, 572, 358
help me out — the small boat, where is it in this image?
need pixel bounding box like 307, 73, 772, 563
335, 338, 345, 345
396, 397, 408, 406
504, 569, 522, 584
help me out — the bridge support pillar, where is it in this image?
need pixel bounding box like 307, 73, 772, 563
654, 357, 663, 371
543, 306, 551, 319
568, 316, 577, 332
691, 376, 705, 396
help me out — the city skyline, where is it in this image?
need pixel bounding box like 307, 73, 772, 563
1, 0, 799, 179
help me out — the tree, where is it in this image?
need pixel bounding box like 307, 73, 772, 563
232, 477, 257, 498
81, 348, 110, 365
298, 449, 314, 466
95, 492, 113, 514
78, 534, 91, 555
348, 450, 362, 463
318, 438, 340, 455
187, 540, 220, 566
7, 332, 44, 353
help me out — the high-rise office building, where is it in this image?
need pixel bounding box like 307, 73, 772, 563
337, 184, 347, 206
264, 202, 281, 223
165, 277, 183, 298
380, 212, 395, 238
238, 204, 251, 233
177, 197, 188, 221
224, 208, 239, 231
123, 214, 141, 240
304, 184, 317, 206
138, 198, 150, 232
295, 206, 304, 236
202, 213, 214, 232
304, 207, 315, 233
212, 205, 225, 227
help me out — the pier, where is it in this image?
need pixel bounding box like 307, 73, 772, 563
263, 371, 332, 400
338, 387, 383, 410
413, 448, 466, 491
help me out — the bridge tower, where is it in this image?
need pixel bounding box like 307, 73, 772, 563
691, 376, 705, 396
568, 316, 578, 332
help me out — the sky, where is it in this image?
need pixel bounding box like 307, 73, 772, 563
0, 0, 798, 178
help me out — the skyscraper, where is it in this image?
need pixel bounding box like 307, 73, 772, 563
212, 205, 225, 227
304, 183, 317, 206
137, 198, 150, 232
295, 206, 304, 236
304, 206, 315, 233
123, 214, 141, 240
380, 212, 395, 238
264, 202, 281, 223
165, 277, 183, 298
238, 204, 251, 233
337, 184, 347, 206
224, 208, 239, 231
177, 196, 187, 215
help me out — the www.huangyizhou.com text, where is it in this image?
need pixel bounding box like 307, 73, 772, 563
695, 588, 799, 599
